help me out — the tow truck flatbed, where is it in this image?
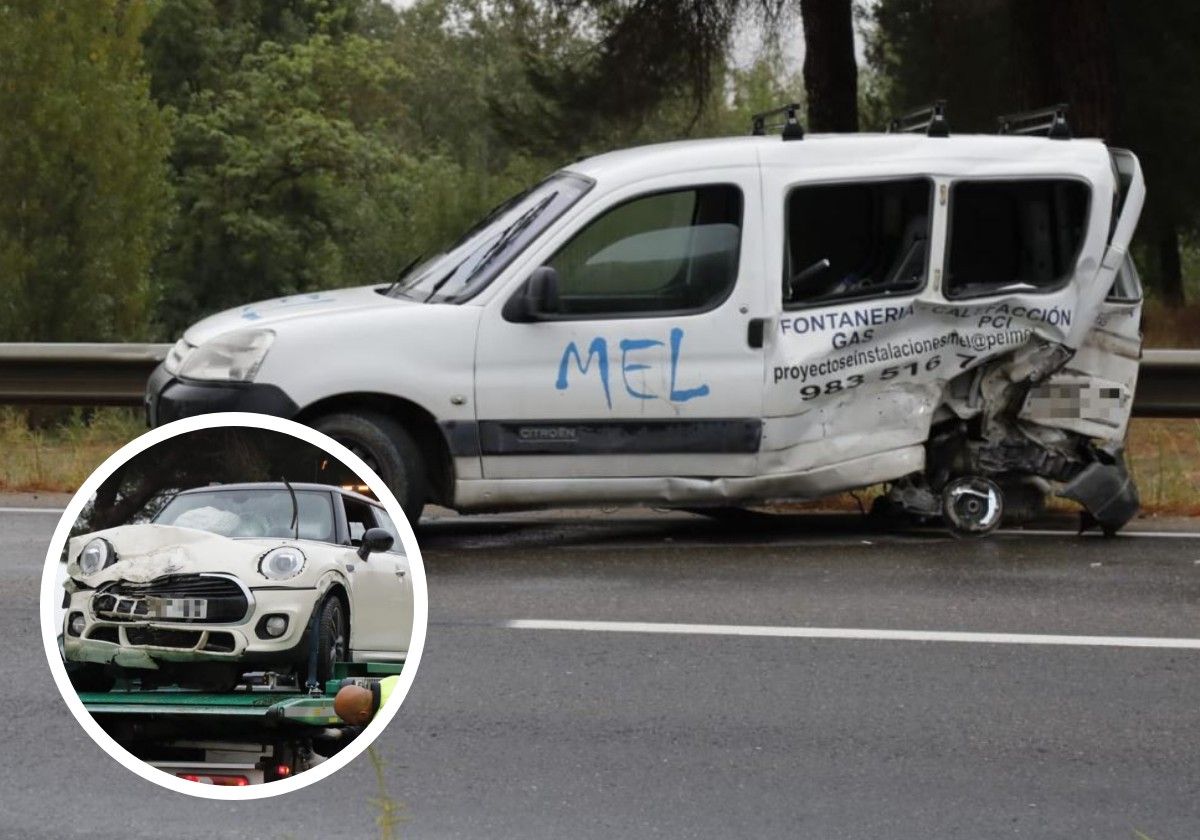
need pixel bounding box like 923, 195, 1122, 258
78, 690, 342, 726
75, 662, 403, 784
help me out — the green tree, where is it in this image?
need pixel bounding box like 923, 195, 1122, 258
492, 0, 859, 154
156, 31, 414, 329
0, 0, 171, 341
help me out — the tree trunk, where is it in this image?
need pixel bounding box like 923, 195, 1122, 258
1159, 225, 1185, 306
1010, 0, 1116, 138
799, 0, 858, 132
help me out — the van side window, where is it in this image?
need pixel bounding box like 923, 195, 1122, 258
784, 178, 932, 307
946, 179, 1089, 298
544, 185, 742, 317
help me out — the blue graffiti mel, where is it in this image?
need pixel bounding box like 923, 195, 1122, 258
240, 293, 336, 321
555, 327, 709, 408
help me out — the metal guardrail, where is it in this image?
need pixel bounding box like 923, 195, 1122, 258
0, 343, 1196, 416
1131, 349, 1200, 418
0, 343, 170, 406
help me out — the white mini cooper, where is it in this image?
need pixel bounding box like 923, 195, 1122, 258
61, 482, 412, 692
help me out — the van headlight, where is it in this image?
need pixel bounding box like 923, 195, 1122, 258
163, 338, 192, 375
78, 538, 116, 575
178, 329, 275, 382
260, 546, 306, 580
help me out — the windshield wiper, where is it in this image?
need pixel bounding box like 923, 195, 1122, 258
473, 193, 557, 275
431, 192, 558, 303
385, 253, 429, 297
282, 476, 299, 540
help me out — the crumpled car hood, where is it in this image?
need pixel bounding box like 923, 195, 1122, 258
67, 524, 304, 586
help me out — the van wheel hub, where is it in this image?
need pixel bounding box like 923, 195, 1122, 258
942, 476, 1004, 536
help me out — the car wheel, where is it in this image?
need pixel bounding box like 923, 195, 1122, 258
313, 411, 428, 523
315, 595, 347, 687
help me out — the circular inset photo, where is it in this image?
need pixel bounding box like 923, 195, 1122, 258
39, 413, 427, 799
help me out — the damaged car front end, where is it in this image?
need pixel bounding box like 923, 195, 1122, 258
62, 498, 353, 691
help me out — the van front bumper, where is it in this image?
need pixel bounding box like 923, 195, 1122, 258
145, 363, 298, 427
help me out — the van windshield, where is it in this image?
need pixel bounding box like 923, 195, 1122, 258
388, 172, 593, 304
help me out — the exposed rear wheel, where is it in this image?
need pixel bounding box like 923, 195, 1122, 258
942, 476, 1005, 537
313, 411, 428, 523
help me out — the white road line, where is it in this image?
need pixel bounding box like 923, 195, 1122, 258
506, 619, 1200, 650
0, 507, 64, 515
1002, 528, 1200, 540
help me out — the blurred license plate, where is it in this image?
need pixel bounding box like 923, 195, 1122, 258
151, 598, 207, 620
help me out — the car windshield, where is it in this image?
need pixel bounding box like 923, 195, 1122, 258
153, 488, 336, 542
387, 172, 593, 304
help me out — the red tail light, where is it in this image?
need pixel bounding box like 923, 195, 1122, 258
274, 764, 292, 778
179, 773, 250, 786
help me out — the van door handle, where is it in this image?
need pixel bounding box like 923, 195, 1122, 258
747, 318, 766, 349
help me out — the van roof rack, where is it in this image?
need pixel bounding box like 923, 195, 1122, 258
997, 103, 1071, 139
888, 100, 949, 137
751, 103, 805, 141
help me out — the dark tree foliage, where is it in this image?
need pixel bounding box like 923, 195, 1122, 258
502, 0, 861, 151
1009, 0, 1116, 138
142, 0, 379, 110
0, 1, 171, 341
1111, 0, 1200, 305
867, 0, 1200, 303
867, 0, 1015, 132
508, 0, 739, 152
82, 427, 357, 533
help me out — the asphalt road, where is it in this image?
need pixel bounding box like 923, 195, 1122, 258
2, 505, 1198, 840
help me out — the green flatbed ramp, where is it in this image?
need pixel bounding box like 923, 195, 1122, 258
78, 690, 342, 726
75, 662, 402, 729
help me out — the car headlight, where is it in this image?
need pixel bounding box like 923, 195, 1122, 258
177, 329, 275, 382
162, 338, 192, 375
260, 546, 306, 580
78, 538, 116, 575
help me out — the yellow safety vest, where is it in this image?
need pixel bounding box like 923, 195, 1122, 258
378, 674, 400, 711
368, 674, 402, 716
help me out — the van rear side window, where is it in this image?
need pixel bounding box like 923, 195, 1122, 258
784, 178, 932, 308
946, 179, 1089, 299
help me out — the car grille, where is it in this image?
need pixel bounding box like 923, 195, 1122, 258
93, 575, 249, 624
125, 628, 202, 648
86, 626, 120, 644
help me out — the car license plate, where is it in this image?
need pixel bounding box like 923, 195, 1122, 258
151, 597, 208, 620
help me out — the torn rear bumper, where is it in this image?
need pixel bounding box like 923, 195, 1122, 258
1058, 452, 1139, 533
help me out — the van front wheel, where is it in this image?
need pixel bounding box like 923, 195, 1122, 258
313, 411, 427, 523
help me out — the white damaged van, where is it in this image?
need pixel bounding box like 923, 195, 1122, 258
146, 105, 1146, 535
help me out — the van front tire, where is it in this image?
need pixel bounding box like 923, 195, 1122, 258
313, 411, 427, 523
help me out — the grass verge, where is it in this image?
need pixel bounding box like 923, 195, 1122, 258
0, 407, 144, 493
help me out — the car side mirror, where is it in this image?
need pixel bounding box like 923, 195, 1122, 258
357, 527, 394, 559
504, 266, 561, 322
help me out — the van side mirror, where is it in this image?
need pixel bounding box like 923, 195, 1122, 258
357, 527, 394, 559
504, 266, 561, 322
